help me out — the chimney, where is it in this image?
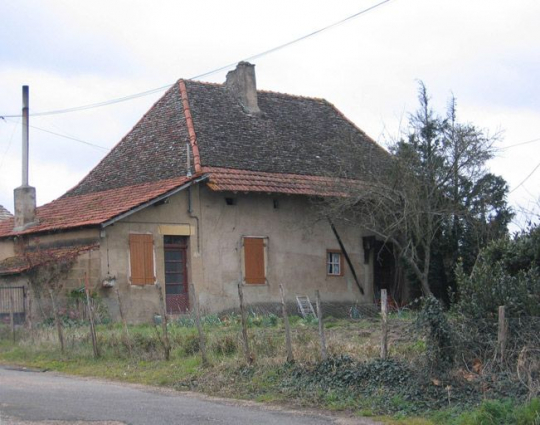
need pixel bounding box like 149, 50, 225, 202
225, 62, 261, 115
13, 85, 37, 231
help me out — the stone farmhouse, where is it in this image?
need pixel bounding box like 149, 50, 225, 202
0, 62, 399, 323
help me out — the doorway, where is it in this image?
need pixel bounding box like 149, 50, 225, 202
373, 241, 401, 306
164, 236, 189, 314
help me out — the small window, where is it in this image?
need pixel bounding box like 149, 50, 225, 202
129, 234, 155, 285
327, 250, 342, 276
242, 236, 268, 284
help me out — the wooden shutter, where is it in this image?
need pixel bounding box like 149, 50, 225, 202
244, 237, 266, 284
129, 234, 155, 285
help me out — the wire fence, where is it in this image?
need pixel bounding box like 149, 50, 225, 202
1, 286, 538, 400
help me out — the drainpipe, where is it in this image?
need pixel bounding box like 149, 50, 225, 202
188, 186, 200, 253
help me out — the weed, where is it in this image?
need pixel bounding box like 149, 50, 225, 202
211, 334, 238, 355
180, 333, 200, 355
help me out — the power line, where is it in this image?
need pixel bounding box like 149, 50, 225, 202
30, 124, 110, 151
509, 160, 540, 194
1, 85, 171, 118
3, 118, 109, 151
498, 136, 540, 150
0, 117, 20, 172
0, 0, 393, 119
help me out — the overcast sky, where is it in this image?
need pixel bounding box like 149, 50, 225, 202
1, 0, 539, 230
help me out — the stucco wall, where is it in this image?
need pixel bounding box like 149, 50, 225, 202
0, 239, 15, 260
99, 187, 199, 322
96, 183, 374, 322
195, 186, 373, 313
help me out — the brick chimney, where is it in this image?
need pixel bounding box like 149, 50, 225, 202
13, 85, 37, 232
225, 62, 261, 115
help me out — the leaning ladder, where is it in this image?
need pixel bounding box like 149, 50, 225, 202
296, 295, 317, 319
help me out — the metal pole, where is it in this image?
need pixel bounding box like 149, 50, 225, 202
22, 86, 29, 186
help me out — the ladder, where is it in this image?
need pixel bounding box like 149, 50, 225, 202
296, 295, 317, 319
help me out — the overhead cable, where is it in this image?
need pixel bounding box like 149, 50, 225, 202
0, 0, 392, 119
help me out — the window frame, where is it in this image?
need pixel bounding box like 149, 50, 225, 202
241, 236, 269, 285
326, 249, 343, 277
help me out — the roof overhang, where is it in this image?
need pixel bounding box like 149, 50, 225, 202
101, 174, 208, 228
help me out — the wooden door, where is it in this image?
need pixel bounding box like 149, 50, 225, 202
164, 236, 189, 314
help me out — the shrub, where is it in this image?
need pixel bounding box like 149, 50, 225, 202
417, 296, 454, 371
211, 334, 237, 355
180, 333, 200, 356
455, 225, 540, 319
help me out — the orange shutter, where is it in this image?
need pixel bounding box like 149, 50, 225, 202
130, 234, 155, 285
244, 237, 266, 284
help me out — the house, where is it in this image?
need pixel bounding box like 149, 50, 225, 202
0, 62, 398, 323
0, 205, 12, 222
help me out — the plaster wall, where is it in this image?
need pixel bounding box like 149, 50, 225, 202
99, 188, 198, 322
96, 183, 374, 322
25, 228, 100, 248
195, 186, 373, 313
0, 239, 15, 260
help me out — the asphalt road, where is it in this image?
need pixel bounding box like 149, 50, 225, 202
0, 367, 378, 425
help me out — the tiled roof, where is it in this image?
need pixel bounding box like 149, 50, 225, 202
188, 83, 389, 180
0, 67, 390, 238
65, 77, 389, 198
0, 205, 12, 221
0, 244, 98, 275
65, 84, 191, 197
204, 167, 361, 197
0, 176, 194, 238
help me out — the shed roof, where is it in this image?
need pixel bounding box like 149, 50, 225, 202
0, 176, 195, 238
0, 243, 98, 276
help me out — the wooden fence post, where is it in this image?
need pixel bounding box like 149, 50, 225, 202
156, 284, 171, 361
26, 289, 33, 330
497, 305, 507, 364
380, 289, 388, 360
115, 288, 132, 357
85, 274, 100, 358
9, 291, 15, 342
48, 289, 65, 354
190, 284, 208, 366
279, 284, 294, 363
237, 282, 252, 364
27, 290, 34, 343
315, 290, 327, 361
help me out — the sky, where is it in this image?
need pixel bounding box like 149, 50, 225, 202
1, 0, 539, 231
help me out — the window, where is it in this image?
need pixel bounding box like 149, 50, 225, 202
327, 250, 343, 276
129, 234, 155, 285
242, 237, 268, 284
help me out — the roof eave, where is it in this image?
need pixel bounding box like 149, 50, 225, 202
101, 174, 209, 228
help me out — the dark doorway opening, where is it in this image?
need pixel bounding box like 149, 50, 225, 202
164, 236, 189, 314
373, 241, 402, 307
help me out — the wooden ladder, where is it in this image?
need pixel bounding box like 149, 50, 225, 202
296, 295, 316, 318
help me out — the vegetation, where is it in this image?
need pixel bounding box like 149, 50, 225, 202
325, 82, 512, 299
1, 304, 538, 424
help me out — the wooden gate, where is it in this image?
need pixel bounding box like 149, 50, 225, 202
0, 286, 26, 325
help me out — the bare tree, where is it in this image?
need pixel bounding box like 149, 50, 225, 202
324, 83, 508, 297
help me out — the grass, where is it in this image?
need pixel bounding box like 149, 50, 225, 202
1, 314, 538, 424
